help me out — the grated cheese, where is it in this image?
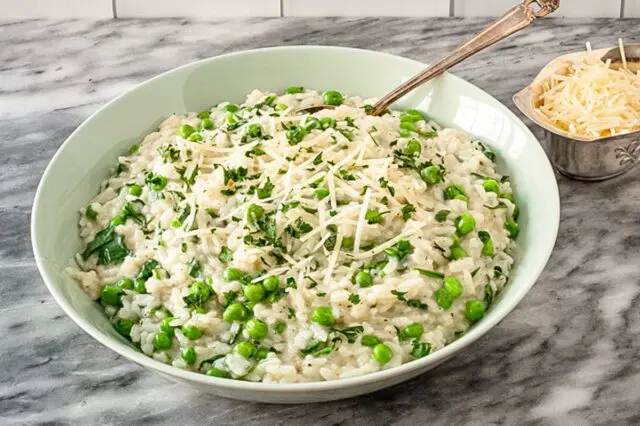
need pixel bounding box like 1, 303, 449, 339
537, 40, 640, 139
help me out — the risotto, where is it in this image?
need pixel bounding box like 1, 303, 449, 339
67, 88, 520, 383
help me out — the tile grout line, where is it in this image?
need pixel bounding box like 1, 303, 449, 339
112, 0, 118, 18
449, 0, 455, 17
280, 0, 284, 17
620, 0, 625, 18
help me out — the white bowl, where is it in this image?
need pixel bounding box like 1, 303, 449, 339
32, 46, 559, 403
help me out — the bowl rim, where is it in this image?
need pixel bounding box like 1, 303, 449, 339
32, 45, 560, 394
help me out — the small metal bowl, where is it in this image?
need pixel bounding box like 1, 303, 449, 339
514, 44, 640, 181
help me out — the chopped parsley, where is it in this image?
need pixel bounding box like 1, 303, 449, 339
379, 177, 395, 196
187, 258, 201, 278
285, 217, 313, 238
256, 177, 274, 199
384, 240, 413, 261
281, 200, 301, 213
223, 167, 248, 185
401, 204, 416, 221
414, 268, 444, 279
390, 290, 428, 310
337, 169, 356, 181
332, 325, 364, 343
218, 246, 233, 264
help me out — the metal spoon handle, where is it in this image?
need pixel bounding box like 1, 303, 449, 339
370, 0, 560, 116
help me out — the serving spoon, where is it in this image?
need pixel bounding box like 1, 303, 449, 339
295, 0, 560, 116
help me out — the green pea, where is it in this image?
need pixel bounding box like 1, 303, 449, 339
247, 123, 262, 138
355, 271, 373, 288
483, 179, 500, 194
181, 325, 204, 340
403, 139, 421, 156
128, 144, 140, 154
263, 275, 279, 292
246, 203, 265, 224
450, 245, 468, 260
245, 319, 268, 340
223, 303, 248, 322
505, 219, 519, 239
244, 284, 266, 303
361, 335, 380, 347
188, 281, 212, 301
315, 187, 330, 200
399, 129, 411, 138
434, 287, 453, 310
400, 121, 415, 132
319, 117, 336, 129
443, 277, 463, 298
341, 236, 355, 250
197, 111, 210, 119
310, 306, 336, 326
402, 109, 425, 121
206, 367, 230, 378
372, 343, 393, 364
114, 319, 134, 337
443, 184, 468, 201
160, 317, 175, 336
400, 323, 424, 340
224, 267, 244, 282
500, 192, 514, 202
465, 299, 486, 322
85, 205, 97, 220
187, 132, 203, 142
181, 347, 197, 365
224, 103, 239, 113
128, 184, 142, 197
420, 165, 443, 185
234, 341, 256, 359
100, 286, 122, 306
323, 90, 343, 106
199, 118, 214, 130
454, 212, 476, 236
285, 86, 304, 94
109, 215, 127, 227
478, 231, 494, 257
115, 278, 134, 290
255, 347, 270, 360
148, 175, 168, 191
177, 124, 196, 139
133, 279, 147, 293
153, 332, 173, 350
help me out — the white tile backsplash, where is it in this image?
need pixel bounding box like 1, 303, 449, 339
454, 0, 623, 17
624, 0, 640, 17
116, 0, 280, 18
0, 0, 632, 19
282, 0, 451, 17
0, 0, 112, 18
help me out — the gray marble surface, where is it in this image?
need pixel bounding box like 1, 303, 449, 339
1, 17, 639, 425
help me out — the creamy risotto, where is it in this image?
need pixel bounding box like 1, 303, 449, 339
67, 88, 520, 383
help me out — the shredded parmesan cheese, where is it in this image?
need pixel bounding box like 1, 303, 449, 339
537, 40, 639, 139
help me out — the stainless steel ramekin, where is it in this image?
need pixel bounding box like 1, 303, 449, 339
513, 44, 640, 181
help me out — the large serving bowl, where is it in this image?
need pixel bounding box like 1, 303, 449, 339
32, 46, 559, 404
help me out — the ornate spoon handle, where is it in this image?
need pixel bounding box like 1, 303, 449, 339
369, 0, 560, 116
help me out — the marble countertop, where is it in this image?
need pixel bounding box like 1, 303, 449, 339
2, 17, 639, 425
